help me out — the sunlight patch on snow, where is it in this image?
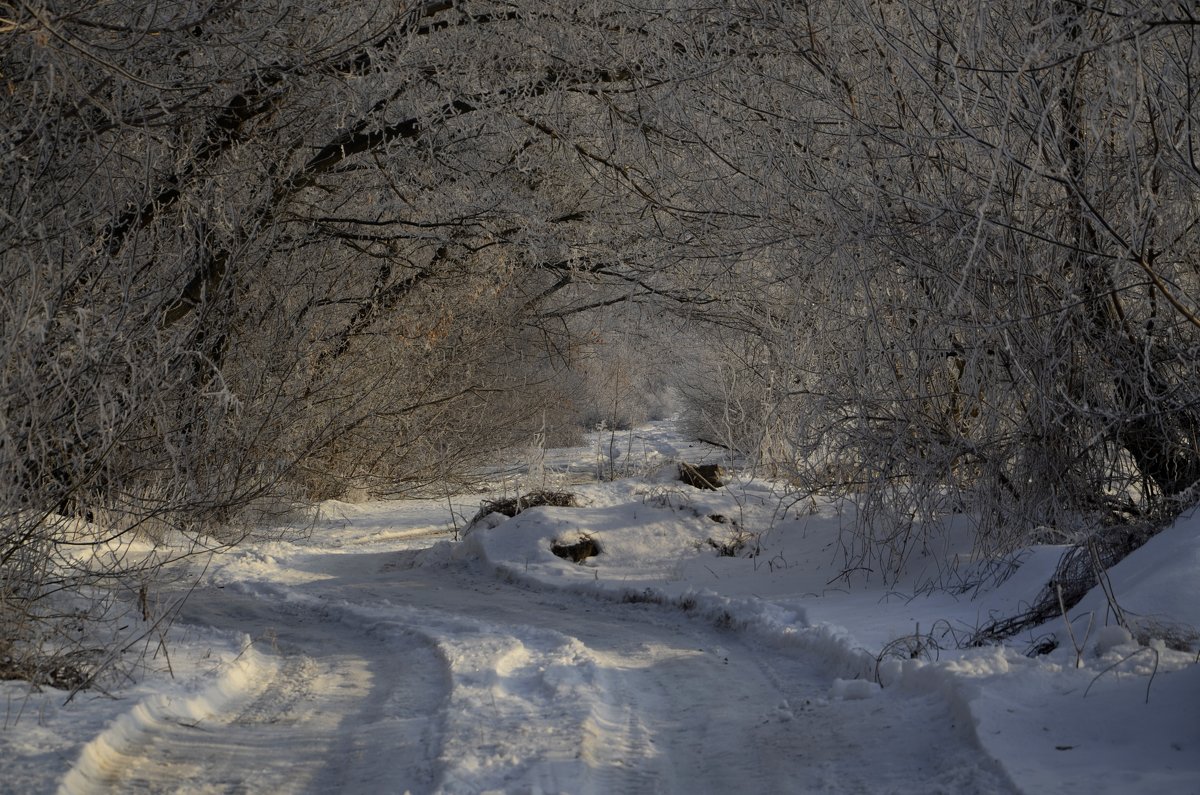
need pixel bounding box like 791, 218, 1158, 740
431, 626, 605, 793
58, 637, 274, 795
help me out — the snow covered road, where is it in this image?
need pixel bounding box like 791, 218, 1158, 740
8, 423, 1194, 793
58, 508, 1014, 794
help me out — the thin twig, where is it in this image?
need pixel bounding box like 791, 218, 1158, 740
1083, 646, 1159, 704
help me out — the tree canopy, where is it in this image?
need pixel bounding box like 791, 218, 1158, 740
4, 0, 1199, 683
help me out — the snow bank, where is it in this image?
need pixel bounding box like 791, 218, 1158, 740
1069, 510, 1200, 639
58, 637, 274, 795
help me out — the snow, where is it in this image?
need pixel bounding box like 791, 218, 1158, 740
1, 420, 1197, 793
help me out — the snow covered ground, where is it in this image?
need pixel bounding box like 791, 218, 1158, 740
2, 421, 1197, 793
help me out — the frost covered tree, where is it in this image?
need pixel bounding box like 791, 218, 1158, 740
668, 0, 1200, 573
0, 0, 720, 682
5, 0, 1198, 681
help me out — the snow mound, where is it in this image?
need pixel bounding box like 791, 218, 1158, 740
831, 678, 879, 700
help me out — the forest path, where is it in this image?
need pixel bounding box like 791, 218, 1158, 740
59, 503, 1013, 794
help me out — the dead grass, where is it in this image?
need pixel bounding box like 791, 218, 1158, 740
0, 647, 97, 692
468, 491, 578, 526
679, 463, 724, 490
550, 534, 602, 563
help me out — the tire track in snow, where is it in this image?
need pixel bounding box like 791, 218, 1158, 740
579, 661, 662, 794
742, 644, 1010, 794
62, 540, 1015, 793
316, 552, 1016, 793
59, 585, 449, 794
